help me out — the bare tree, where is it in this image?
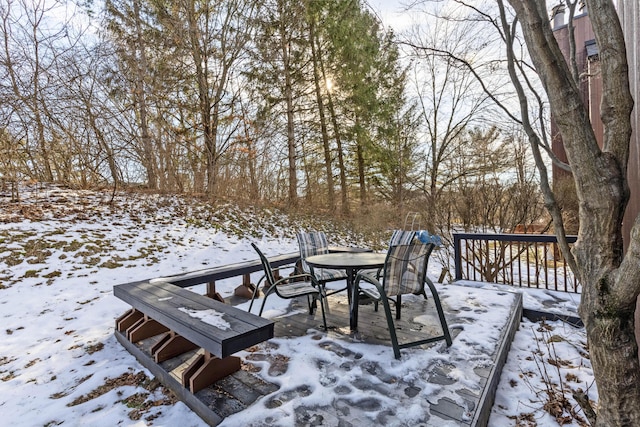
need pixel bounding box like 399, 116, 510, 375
1, 0, 69, 182
131, 0, 156, 190
404, 15, 494, 222
105, 0, 162, 189
159, 0, 255, 199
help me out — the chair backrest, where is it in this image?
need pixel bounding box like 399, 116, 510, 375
388, 230, 416, 248
381, 243, 435, 297
296, 231, 329, 273
251, 243, 276, 287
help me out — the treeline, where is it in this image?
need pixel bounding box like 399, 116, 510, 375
0, 0, 544, 232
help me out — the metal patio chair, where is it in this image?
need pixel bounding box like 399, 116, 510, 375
360, 229, 416, 279
250, 243, 327, 330
355, 243, 452, 359
359, 229, 419, 311
296, 230, 348, 295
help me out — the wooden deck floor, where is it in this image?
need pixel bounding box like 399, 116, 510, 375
116, 284, 522, 426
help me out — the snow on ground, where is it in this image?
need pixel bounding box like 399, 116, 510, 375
0, 185, 596, 426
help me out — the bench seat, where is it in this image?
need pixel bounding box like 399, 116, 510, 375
114, 281, 274, 393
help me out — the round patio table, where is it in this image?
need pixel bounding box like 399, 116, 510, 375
305, 252, 386, 331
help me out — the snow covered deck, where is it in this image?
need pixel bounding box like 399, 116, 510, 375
119, 282, 523, 426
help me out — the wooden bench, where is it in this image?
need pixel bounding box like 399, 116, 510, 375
148, 252, 300, 302
114, 281, 274, 393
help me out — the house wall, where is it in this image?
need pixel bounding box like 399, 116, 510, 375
551, 12, 604, 182
616, 0, 640, 360
552, 6, 640, 252
619, 1, 640, 253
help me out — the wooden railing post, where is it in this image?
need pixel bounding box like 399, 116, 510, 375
453, 234, 463, 281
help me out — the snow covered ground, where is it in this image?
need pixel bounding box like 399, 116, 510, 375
0, 186, 596, 426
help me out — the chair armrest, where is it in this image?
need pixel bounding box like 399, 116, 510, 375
274, 273, 320, 288
355, 271, 381, 286
355, 272, 383, 301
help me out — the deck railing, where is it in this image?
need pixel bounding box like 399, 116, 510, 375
453, 233, 580, 293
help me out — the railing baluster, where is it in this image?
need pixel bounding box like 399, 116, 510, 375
491, 242, 504, 283
553, 242, 558, 291
471, 239, 475, 281
543, 243, 549, 290
454, 234, 463, 281
509, 242, 513, 285
517, 241, 522, 287
486, 238, 491, 282
464, 238, 470, 280
562, 249, 569, 292
527, 241, 532, 288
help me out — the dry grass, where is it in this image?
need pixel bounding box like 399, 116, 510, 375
0, 185, 394, 291
518, 322, 593, 427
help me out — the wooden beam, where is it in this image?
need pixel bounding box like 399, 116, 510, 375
151, 331, 199, 363
206, 281, 225, 303
115, 308, 144, 333
234, 274, 259, 299
127, 315, 169, 342
182, 351, 241, 393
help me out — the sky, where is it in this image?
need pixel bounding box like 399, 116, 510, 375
366, 0, 415, 31
0, 185, 595, 426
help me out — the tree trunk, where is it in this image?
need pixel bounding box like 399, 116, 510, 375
325, 87, 348, 214
27, 20, 55, 183
309, 20, 335, 212
506, 0, 640, 425
87, 107, 121, 187
279, 2, 298, 208
133, 0, 157, 190
355, 116, 366, 206
185, 0, 216, 200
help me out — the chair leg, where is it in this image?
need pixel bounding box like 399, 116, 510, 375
373, 269, 382, 313
319, 284, 332, 307
379, 293, 401, 359
306, 295, 318, 315
396, 294, 402, 320
425, 280, 452, 346
318, 294, 328, 331
258, 292, 270, 316
422, 277, 434, 301
248, 275, 265, 313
